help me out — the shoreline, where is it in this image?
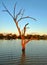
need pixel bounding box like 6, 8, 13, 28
0, 33, 47, 40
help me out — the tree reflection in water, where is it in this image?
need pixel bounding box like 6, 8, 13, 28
20, 50, 26, 65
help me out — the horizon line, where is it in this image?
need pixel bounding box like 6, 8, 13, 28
0, 32, 47, 36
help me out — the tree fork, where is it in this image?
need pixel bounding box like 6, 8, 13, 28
2, 2, 37, 53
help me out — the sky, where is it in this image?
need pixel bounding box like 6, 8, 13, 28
0, 0, 47, 35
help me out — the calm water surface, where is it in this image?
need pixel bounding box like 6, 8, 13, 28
0, 40, 47, 65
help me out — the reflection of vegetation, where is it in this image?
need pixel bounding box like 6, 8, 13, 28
0, 33, 47, 40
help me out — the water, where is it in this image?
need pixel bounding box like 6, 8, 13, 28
0, 40, 47, 65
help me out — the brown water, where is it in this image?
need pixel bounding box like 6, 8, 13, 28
0, 40, 47, 65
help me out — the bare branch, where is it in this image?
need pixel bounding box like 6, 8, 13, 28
25, 36, 32, 44
25, 23, 29, 27
25, 39, 31, 44
18, 16, 37, 22
21, 9, 25, 17
2, 2, 14, 19
2, 10, 7, 12
23, 23, 29, 36
14, 2, 17, 18
16, 9, 22, 20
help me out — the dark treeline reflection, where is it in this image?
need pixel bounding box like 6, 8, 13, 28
0, 33, 47, 40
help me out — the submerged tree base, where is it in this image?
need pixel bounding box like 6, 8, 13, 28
22, 48, 25, 53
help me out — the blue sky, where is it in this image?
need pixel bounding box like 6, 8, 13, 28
0, 0, 47, 35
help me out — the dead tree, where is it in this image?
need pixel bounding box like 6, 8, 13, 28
2, 2, 37, 52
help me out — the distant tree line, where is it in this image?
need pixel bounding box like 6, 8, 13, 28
0, 33, 47, 40
0, 33, 17, 40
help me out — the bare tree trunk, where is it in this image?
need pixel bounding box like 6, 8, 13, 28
2, 2, 37, 53
15, 21, 21, 36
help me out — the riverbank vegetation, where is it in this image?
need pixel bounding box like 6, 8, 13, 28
0, 33, 47, 40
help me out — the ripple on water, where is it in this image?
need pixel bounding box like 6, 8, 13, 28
0, 40, 47, 65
